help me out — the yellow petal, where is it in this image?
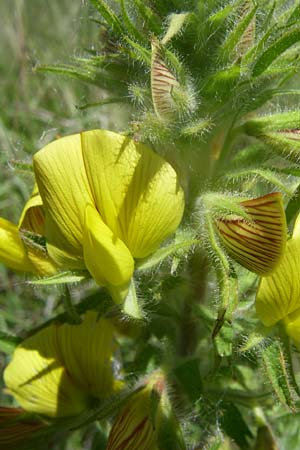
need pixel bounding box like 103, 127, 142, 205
26, 245, 58, 277
33, 134, 94, 268
83, 205, 134, 290
0, 218, 35, 273
4, 325, 88, 418
256, 238, 300, 326
81, 130, 185, 258
56, 311, 121, 399
18, 184, 45, 235
283, 307, 300, 347
216, 193, 287, 275
292, 212, 300, 239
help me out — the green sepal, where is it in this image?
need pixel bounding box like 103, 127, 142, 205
155, 397, 187, 450
27, 270, 90, 285
69, 387, 143, 430
122, 278, 143, 320
136, 230, 199, 272
224, 168, 293, 197
161, 13, 190, 45
260, 340, 298, 411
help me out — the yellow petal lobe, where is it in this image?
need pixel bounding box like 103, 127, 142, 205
33, 134, 94, 268
81, 130, 184, 258
4, 312, 120, 417
83, 204, 134, 288
256, 238, 300, 326
56, 312, 121, 399
4, 325, 88, 417
0, 218, 35, 273
18, 184, 45, 235
283, 307, 300, 347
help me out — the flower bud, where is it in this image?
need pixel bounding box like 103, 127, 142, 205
0, 407, 46, 448
106, 371, 186, 450
216, 193, 287, 275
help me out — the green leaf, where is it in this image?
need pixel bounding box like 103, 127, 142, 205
252, 29, 300, 77
260, 340, 298, 411
133, 0, 162, 35
76, 97, 127, 110
119, 0, 147, 43
27, 271, 90, 285
287, 5, 300, 26
174, 358, 203, 403
220, 2, 257, 61
89, 0, 126, 36
36, 64, 125, 92
0, 331, 22, 354
286, 182, 300, 225
220, 402, 253, 449
9, 160, 34, 173
214, 321, 233, 357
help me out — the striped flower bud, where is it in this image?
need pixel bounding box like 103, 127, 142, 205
151, 40, 179, 120
0, 407, 46, 449
106, 371, 186, 450
216, 193, 287, 275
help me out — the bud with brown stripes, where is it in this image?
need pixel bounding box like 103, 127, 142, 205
215, 193, 287, 275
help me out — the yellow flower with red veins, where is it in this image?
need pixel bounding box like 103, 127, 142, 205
33, 129, 184, 303
4, 312, 121, 418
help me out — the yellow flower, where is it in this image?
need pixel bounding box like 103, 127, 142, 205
216, 193, 287, 275
33, 129, 184, 302
256, 213, 300, 344
4, 312, 121, 418
0, 185, 56, 276
106, 371, 185, 450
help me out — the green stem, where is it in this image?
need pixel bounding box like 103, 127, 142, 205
279, 324, 300, 398
63, 285, 82, 324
